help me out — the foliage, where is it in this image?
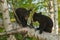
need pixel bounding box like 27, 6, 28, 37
25, 36, 38, 40
9, 12, 16, 22
14, 33, 38, 40
0, 36, 7, 40
15, 33, 23, 40
58, 7, 60, 28
0, 28, 5, 33
0, 13, 2, 18
0, 28, 7, 40
33, 21, 39, 28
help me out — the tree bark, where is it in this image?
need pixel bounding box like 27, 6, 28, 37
1, 0, 16, 40
48, 0, 54, 33
48, 0, 58, 34
0, 27, 59, 40
53, 0, 58, 34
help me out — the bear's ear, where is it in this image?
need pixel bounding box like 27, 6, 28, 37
29, 9, 32, 11
39, 12, 42, 15
34, 12, 37, 14
34, 12, 38, 16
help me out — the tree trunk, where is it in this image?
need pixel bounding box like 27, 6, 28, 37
53, 0, 58, 34
1, 0, 16, 40
48, 0, 54, 33
48, 0, 58, 34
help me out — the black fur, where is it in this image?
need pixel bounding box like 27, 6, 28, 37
15, 8, 53, 34
15, 8, 30, 27
33, 12, 53, 34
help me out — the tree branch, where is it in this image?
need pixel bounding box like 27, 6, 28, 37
0, 26, 59, 40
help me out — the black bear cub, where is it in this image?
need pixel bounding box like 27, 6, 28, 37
15, 8, 30, 27
15, 8, 53, 34
33, 12, 53, 34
